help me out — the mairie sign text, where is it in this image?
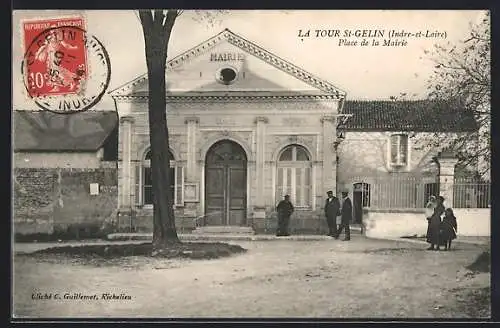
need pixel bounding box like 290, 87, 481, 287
210, 53, 245, 62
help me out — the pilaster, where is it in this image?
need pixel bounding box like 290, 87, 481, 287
254, 116, 269, 206
437, 152, 459, 208
185, 116, 200, 182
119, 116, 134, 209
321, 115, 337, 197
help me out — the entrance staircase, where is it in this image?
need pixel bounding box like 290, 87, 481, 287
192, 224, 362, 235
192, 225, 256, 235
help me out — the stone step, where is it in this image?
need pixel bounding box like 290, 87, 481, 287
193, 226, 256, 235
106, 233, 343, 242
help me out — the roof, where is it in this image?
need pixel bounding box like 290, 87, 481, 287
342, 100, 478, 132
13, 110, 118, 152
109, 28, 346, 98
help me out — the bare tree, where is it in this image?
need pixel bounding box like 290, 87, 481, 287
414, 12, 490, 180
138, 10, 180, 248
138, 10, 227, 250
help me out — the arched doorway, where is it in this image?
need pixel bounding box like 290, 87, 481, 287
205, 140, 247, 226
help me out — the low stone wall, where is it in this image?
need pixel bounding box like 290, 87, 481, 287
127, 207, 329, 234
14, 167, 118, 237
253, 209, 328, 234
453, 208, 491, 237
122, 207, 196, 233
363, 208, 491, 239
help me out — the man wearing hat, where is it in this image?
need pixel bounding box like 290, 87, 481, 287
334, 190, 352, 241
324, 190, 341, 237
276, 195, 294, 236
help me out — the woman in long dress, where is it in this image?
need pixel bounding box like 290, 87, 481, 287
426, 196, 445, 250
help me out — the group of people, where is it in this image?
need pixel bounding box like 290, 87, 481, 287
276, 191, 459, 248
275, 190, 353, 241
425, 195, 458, 251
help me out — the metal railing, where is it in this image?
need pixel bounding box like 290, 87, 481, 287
349, 175, 430, 209
193, 211, 224, 228
451, 182, 491, 208
347, 175, 490, 209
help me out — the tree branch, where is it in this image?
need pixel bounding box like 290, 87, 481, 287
164, 9, 178, 34
153, 9, 165, 30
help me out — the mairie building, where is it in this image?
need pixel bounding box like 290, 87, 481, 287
109, 28, 352, 233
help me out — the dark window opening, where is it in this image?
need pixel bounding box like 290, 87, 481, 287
424, 182, 439, 206
143, 150, 176, 206
218, 67, 237, 85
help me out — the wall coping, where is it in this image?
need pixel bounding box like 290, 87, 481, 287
364, 208, 425, 214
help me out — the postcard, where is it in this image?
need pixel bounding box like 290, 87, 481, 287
12, 9, 491, 320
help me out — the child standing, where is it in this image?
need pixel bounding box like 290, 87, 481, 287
440, 208, 458, 250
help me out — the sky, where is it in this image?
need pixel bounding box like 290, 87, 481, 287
12, 10, 487, 110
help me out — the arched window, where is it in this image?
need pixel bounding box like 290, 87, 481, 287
276, 144, 312, 207
135, 149, 184, 207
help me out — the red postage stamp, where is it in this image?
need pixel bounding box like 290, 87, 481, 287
22, 17, 88, 98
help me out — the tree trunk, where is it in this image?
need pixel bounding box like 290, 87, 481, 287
148, 62, 179, 247
141, 11, 180, 248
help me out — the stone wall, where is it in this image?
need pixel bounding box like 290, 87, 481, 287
363, 208, 490, 239
337, 132, 441, 186
14, 167, 118, 236
119, 207, 195, 233
453, 209, 491, 237
252, 209, 329, 234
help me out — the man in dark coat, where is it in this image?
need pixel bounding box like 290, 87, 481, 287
276, 195, 294, 236
334, 191, 352, 241
324, 190, 341, 237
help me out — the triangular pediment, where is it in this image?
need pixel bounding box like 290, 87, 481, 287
109, 29, 346, 98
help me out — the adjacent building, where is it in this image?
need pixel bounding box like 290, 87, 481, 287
13, 110, 118, 235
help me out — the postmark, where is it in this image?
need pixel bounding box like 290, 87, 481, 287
21, 17, 111, 114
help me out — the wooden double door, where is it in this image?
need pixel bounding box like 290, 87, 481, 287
205, 140, 247, 226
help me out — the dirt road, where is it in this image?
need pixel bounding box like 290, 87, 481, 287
12, 236, 490, 318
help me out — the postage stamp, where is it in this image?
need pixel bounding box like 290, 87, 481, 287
22, 17, 87, 98
21, 16, 111, 114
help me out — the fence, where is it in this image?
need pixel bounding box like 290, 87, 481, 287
348, 175, 490, 209
452, 179, 491, 208
350, 175, 434, 209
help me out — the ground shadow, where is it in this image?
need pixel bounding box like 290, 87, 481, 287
16, 242, 247, 267
359, 247, 466, 255
466, 250, 490, 273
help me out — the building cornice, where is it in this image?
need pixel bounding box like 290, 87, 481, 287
113, 94, 341, 102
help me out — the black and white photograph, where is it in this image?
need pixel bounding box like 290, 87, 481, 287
11, 9, 491, 319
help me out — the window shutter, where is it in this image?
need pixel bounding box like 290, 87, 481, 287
390, 135, 398, 164
286, 167, 292, 197
134, 164, 142, 206
175, 166, 184, 206
275, 167, 282, 204
399, 135, 408, 164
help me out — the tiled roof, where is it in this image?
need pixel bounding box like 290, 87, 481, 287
13, 110, 118, 152
342, 100, 478, 132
